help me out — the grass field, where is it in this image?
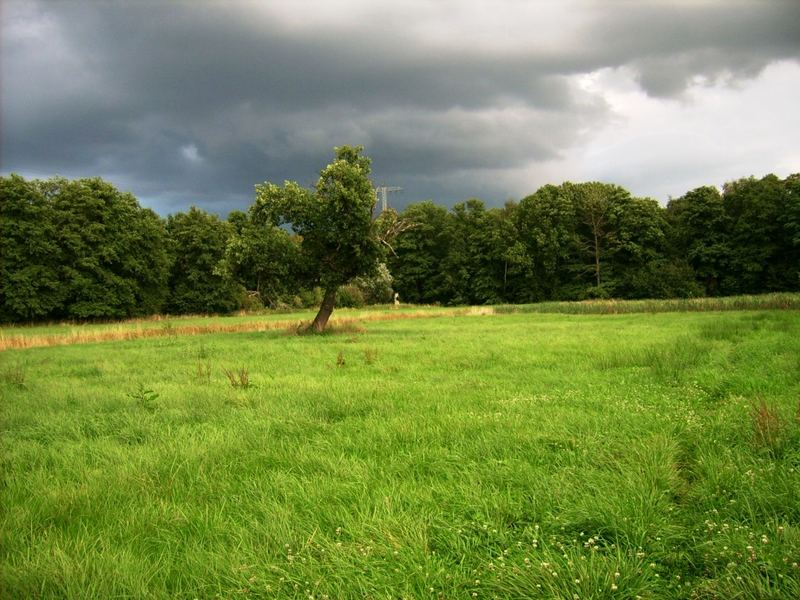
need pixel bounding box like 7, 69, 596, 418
2, 293, 798, 352
2, 303, 800, 598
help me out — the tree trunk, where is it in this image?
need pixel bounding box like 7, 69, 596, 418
593, 229, 601, 287
310, 287, 337, 332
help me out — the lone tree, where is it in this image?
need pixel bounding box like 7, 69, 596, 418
252, 146, 383, 332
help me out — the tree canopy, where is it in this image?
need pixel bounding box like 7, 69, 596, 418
2, 169, 798, 324
164, 207, 243, 315
1, 176, 169, 321
251, 145, 383, 331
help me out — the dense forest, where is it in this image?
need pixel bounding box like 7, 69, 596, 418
1, 172, 798, 323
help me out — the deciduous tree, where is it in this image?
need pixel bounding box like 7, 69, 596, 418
722, 174, 798, 293
252, 146, 383, 331
388, 201, 451, 304
0, 175, 65, 320
222, 210, 301, 307
165, 207, 242, 315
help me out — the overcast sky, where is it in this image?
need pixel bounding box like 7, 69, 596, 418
2, 0, 799, 216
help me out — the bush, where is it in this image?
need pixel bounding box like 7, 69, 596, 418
239, 290, 264, 312
337, 284, 366, 308
353, 263, 394, 304
579, 283, 613, 300
295, 287, 324, 308
624, 259, 704, 299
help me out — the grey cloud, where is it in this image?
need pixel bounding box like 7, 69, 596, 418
15, 1, 577, 114
587, 1, 800, 97
2, 0, 798, 214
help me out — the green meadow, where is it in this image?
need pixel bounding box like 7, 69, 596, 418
1, 305, 799, 598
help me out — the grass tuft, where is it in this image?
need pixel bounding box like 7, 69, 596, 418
1, 362, 26, 387
195, 362, 212, 384
363, 347, 378, 365
222, 366, 251, 389
751, 399, 789, 455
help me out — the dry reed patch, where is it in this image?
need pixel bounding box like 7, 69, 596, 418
285, 318, 369, 336
463, 306, 495, 316
751, 399, 789, 455
0, 320, 289, 351
0, 308, 490, 351
222, 366, 251, 389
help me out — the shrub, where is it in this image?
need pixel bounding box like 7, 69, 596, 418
337, 284, 366, 308
239, 290, 264, 312
353, 263, 394, 304
296, 287, 324, 308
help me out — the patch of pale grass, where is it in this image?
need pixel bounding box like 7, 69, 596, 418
0, 308, 481, 351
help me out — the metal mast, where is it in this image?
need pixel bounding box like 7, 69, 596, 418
375, 186, 402, 212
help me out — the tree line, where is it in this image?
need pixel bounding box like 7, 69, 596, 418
389, 175, 799, 305
2, 168, 798, 323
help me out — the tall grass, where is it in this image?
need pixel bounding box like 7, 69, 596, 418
1, 309, 799, 598
495, 292, 800, 315
3, 293, 798, 352
0, 307, 483, 351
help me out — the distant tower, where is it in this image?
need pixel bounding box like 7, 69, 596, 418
375, 186, 402, 212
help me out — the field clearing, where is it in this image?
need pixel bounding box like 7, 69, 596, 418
2, 293, 798, 352
1, 306, 800, 598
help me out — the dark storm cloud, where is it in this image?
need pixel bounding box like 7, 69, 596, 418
586, 2, 800, 97
2, 0, 798, 214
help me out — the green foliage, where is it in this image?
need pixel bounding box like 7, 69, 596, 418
515, 181, 685, 301
666, 175, 800, 297
222, 210, 301, 307
253, 146, 382, 292
439, 199, 525, 305
127, 383, 160, 412
517, 184, 580, 300
53, 177, 170, 319
294, 287, 325, 309
667, 185, 730, 295
4, 167, 800, 324
352, 262, 394, 304
165, 207, 243, 315
0, 175, 170, 321
389, 201, 451, 303
622, 258, 704, 299
252, 146, 383, 329
336, 284, 366, 308
605, 194, 671, 297
785, 175, 800, 247
0, 175, 66, 320
723, 174, 798, 294
388, 173, 799, 306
